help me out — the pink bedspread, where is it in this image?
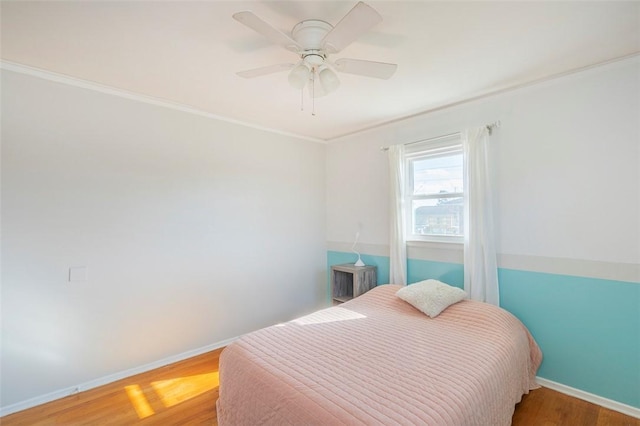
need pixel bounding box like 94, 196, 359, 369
217, 284, 542, 425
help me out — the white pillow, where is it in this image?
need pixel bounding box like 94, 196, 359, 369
396, 279, 467, 318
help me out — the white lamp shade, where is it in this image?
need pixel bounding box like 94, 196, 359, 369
288, 64, 310, 89
319, 67, 340, 93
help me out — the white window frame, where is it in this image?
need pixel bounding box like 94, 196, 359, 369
404, 133, 464, 244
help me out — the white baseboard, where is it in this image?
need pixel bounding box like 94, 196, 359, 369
536, 377, 640, 419
0, 336, 239, 418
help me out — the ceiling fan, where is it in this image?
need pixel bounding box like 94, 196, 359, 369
232, 2, 397, 100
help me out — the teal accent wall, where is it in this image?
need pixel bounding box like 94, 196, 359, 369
327, 251, 640, 409
499, 269, 640, 408
407, 259, 464, 288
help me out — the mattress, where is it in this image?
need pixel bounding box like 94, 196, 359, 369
216, 284, 542, 425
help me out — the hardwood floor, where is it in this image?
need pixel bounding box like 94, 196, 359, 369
513, 387, 639, 426
2, 347, 638, 425
1, 349, 223, 426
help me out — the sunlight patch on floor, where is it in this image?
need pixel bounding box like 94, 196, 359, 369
124, 384, 155, 419
125, 371, 219, 418
151, 372, 220, 408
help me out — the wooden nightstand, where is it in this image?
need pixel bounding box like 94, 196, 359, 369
331, 264, 377, 304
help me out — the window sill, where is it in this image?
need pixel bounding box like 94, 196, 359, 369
406, 239, 463, 251
405, 240, 464, 263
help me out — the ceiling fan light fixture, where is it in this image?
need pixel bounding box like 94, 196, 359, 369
318, 66, 340, 93
288, 63, 310, 89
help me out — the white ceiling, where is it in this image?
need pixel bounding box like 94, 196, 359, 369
1, 1, 638, 141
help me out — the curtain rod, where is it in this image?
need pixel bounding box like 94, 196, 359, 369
486, 120, 501, 135
380, 120, 501, 151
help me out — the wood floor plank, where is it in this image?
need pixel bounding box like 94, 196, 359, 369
1, 348, 223, 426
2, 347, 638, 425
597, 407, 640, 426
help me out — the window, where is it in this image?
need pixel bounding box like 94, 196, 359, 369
405, 134, 464, 242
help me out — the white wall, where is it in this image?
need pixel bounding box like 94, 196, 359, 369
1, 69, 326, 409
327, 57, 640, 279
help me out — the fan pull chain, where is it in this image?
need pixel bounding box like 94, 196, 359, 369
300, 88, 304, 112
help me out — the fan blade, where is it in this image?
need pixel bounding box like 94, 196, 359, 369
233, 11, 301, 52
321, 2, 382, 54
333, 58, 397, 79
237, 63, 295, 78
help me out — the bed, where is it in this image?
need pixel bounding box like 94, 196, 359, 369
216, 283, 542, 425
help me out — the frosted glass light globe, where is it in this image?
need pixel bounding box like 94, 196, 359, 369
319, 67, 340, 93
288, 64, 310, 89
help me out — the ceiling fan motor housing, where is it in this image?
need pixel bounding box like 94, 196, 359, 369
303, 52, 325, 66
292, 20, 333, 53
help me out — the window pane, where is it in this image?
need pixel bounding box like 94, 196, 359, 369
411, 198, 463, 236
405, 136, 464, 241
411, 154, 463, 196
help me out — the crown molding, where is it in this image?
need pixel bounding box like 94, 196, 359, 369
0, 61, 325, 145
328, 52, 640, 142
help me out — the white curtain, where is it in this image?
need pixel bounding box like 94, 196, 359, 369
388, 144, 407, 285
463, 127, 499, 305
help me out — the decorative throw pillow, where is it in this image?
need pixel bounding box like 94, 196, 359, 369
396, 279, 467, 318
